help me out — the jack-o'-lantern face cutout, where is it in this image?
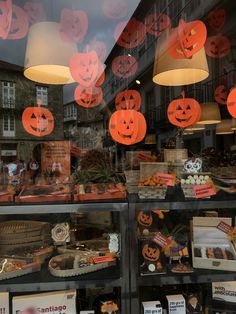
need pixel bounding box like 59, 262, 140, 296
74, 85, 103, 108
142, 243, 160, 262
145, 13, 171, 37
109, 109, 146, 145
8, 4, 28, 39
60, 8, 88, 44
0, 0, 12, 39
112, 55, 137, 78
114, 18, 146, 49
115, 90, 141, 111
103, 0, 127, 20
205, 35, 231, 59
22, 101, 54, 137
227, 88, 236, 118
168, 19, 207, 59
24, 2, 46, 24
101, 301, 119, 314
70, 51, 99, 87
215, 85, 228, 105
167, 92, 201, 128
137, 211, 153, 227
208, 8, 226, 32
86, 38, 107, 62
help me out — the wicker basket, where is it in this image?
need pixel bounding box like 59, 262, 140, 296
164, 149, 188, 163
138, 186, 167, 199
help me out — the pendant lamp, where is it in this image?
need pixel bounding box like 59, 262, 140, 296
24, 22, 77, 85
152, 30, 209, 86
216, 119, 234, 135
185, 124, 205, 132
197, 102, 221, 125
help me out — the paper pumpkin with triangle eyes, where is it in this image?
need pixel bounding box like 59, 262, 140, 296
115, 90, 141, 110
24, 2, 46, 24
112, 55, 137, 78
145, 13, 171, 37
141, 241, 163, 273
137, 211, 153, 236
205, 35, 231, 59
0, 0, 12, 39
8, 4, 29, 40
22, 101, 54, 137
168, 19, 207, 59
208, 8, 226, 32
74, 85, 103, 108
215, 85, 228, 105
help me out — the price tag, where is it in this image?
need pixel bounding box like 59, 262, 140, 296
92, 256, 114, 264
156, 173, 176, 186
193, 184, 216, 199
153, 232, 172, 248
217, 221, 234, 234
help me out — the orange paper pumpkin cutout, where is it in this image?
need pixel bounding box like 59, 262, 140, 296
70, 51, 99, 87
102, 0, 127, 20
109, 109, 146, 145
24, 2, 46, 24
205, 35, 231, 59
215, 85, 228, 105
0, 0, 12, 39
8, 4, 29, 39
208, 8, 226, 32
167, 91, 201, 128
112, 55, 137, 78
60, 8, 88, 44
114, 18, 146, 49
74, 85, 103, 108
22, 101, 54, 137
227, 88, 236, 118
145, 13, 171, 37
168, 19, 207, 59
86, 38, 107, 62
115, 90, 141, 111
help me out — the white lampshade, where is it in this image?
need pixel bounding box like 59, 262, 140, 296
24, 22, 77, 85
216, 119, 234, 135
153, 29, 209, 86
197, 102, 221, 125
185, 124, 205, 131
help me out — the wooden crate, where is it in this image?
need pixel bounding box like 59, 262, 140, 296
140, 162, 168, 179
164, 149, 188, 163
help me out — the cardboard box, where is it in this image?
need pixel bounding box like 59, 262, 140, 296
212, 281, 236, 303
166, 294, 186, 314
192, 217, 236, 271
142, 301, 162, 314
12, 289, 76, 314
0, 292, 9, 314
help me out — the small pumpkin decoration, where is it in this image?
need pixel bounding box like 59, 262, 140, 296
22, 101, 54, 137
102, 0, 127, 20
205, 35, 231, 58
145, 13, 171, 37
167, 91, 201, 128
24, 2, 46, 24
0, 0, 12, 39
227, 87, 236, 118
8, 4, 29, 40
86, 38, 107, 62
114, 18, 146, 49
112, 55, 137, 78
109, 109, 146, 145
74, 85, 103, 108
60, 8, 88, 44
168, 19, 207, 59
208, 8, 226, 32
115, 90, 141, 111
214, 85, 228, 105
137, 211, 153, 227
142, 243, 160, 262
70, 51, 99, 87
101, 300, 119, 314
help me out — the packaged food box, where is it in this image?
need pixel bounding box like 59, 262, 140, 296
12, 289, 77, 314
166, 294, 186, 314
142, 300, 162, 314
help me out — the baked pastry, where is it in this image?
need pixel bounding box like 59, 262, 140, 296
171, 263, 194, 273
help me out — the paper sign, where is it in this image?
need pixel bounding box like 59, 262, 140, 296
156, 173, 176, 186
193, 183, 216, 198
92, 256, 114, 264
217, 221, 234, 234
153, 232, 172, 248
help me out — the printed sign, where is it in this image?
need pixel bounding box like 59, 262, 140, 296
217, 221, 234, 234
156, 173, 176, 186
153, 232, 172, 248
213, 281, 236, 303
41, 141, 70, 177
193, 183, 216, 199
92, 256, 114, 264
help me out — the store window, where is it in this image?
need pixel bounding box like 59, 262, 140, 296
3, 114, 15, 137
36, 85, 48, 106
64, 103, 77, 121
2, 81, 15, 108
146, 89, 156, 130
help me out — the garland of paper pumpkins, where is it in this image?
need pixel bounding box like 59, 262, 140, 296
70, 51, 105, 108
109, 90, 147, 145
167, 91, 201, 128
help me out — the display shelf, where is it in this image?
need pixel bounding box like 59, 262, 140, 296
0, 201, 128, 215
0, 264, 121, 292
138, 269, 236, 286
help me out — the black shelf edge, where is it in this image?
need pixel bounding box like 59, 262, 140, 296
138, 268, 236, 286
0, 201, 128, 215
0, 265, 121, 292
